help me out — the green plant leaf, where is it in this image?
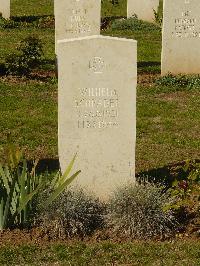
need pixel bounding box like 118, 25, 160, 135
55, 154, 77, 188
17, 181, 44, 214
0, 198, 4, 230
44, 170, 81, 208
0, 165, 10, 194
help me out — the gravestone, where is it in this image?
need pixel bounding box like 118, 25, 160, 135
0, 0, 10, 19
54, 0, 101, 45
162, 0, 200, 75
127, 0, 159, 22
58, 35, 137, 199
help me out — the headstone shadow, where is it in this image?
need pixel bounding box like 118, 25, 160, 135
11, 15, 54, 23
136, 159, 200, 188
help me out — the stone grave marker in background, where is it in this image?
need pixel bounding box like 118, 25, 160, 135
0, 0, 10, 19
54, 0, 101, 48
162, 0, 200, 75
58, 35, 137, 199
127, 0, 159, 22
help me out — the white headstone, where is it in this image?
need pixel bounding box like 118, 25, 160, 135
0, 0, 10, 19
162, 0, 200, 75
58, 35, 137, 199
127, 0, 159, 22
54, 0, 101, 43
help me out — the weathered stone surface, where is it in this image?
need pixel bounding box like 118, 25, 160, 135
162, 0, 200, 75
0, 0, 10, 19
127, 0, 159, 22
58, 35, 137, 199
54, 0, 101, 44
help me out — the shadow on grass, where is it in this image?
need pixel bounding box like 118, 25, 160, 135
0, 58, 56, 82
138, 61, 160, 68
27, 158, 60, 174
138, 61, 161, 74
42, 59, 55, 65
11, 15, 54, 23
0, 63, 7, 76
136, 159, 200, 187
101, 16, 125, 30
27, 158, 200, 185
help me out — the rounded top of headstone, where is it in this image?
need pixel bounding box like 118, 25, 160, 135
57, 35, 137, 44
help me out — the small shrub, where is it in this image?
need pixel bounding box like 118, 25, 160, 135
37, 16, 55, 29
38, 188, 106, 238
0, 18, 20, 28
165, 161, 200, 234
110, 16, 160, 32
0, 16, 55, 29
156, 74, 200, 89
107, 182, 177, 239
5, 35, 44, 76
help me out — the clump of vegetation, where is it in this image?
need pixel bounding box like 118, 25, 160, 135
0, 17, 21, 29
38, 188, 106, 238
156, 74, 200, 89
0, 143, 43, 229
0, 16, 55, 29
165, 161, 200, 235
107, 182, 177, 239
5, 35, 44, 76
110, 16, 160, 32
0, 140, 80, 230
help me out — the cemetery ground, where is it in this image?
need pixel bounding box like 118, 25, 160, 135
0, 0, 199, 265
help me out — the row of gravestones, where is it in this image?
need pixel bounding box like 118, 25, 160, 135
0, 0, 158, 21
1, 0, 199, 75
1, 0, 199, 198
56, 0, 200, 198
56, 0, 200, 76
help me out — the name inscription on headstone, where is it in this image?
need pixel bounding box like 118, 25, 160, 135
67, 8, 91, 34
161, 0, 200, 75
75, 87, 119, 129
172, 2, 200, 38
55, 0, 101, 52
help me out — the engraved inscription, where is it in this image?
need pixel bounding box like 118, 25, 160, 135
172, 2, 200, 38
66, 9, 91, 34
75, 88, 119, 129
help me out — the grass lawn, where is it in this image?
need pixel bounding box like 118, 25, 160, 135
11, 0, 127, 18
0, 240, 199, 265
11, 0, 54, 17
0, 0, 199, 174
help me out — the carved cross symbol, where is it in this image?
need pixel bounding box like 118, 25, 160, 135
89, 57, 105, 74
